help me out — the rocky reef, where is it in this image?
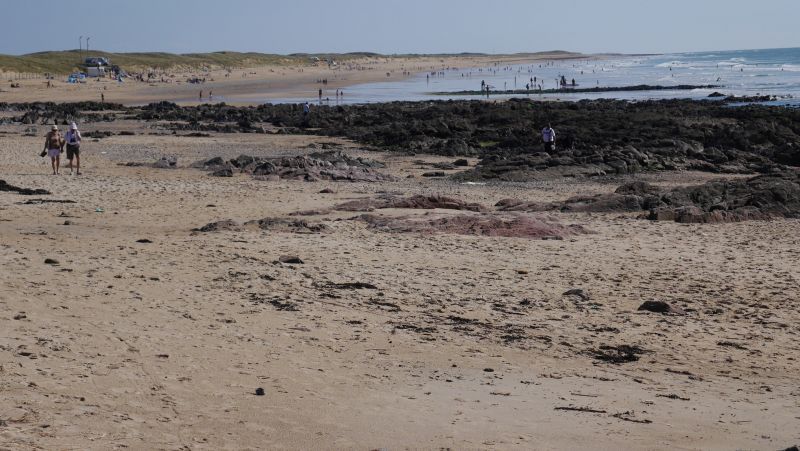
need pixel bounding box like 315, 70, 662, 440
191, 151, 394, 182
497, 170, 800, 223
4, 99, 798, 179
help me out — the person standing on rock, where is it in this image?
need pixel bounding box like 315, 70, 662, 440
302, 102, 310, 126
43, 125, 65, 175
64, 122, 82, 175
541, 123, 556, 152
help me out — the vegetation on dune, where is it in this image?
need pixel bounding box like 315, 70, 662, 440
0, 49, 584, 75
0, 50, 310, 74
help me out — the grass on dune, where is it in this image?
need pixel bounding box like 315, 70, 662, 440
0, 50, 581, 75
0, 50, 372, 75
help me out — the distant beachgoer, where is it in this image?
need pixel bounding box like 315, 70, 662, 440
101, 92, 105, 103
302, 102, 310, 126
318, 88, 322, 101
199, 90, 203, 101
209, 90, 214, 101
64, 122, 82, 175
44, 125, 65, 175
541, 124, 556, 153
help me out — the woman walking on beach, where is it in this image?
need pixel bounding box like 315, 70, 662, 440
43, 125, 65, 175
64, 122, 82, 175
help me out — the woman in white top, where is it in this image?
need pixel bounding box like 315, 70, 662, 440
64, 122, 82, 175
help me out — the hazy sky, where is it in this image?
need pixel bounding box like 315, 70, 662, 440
2, 0, 798, 55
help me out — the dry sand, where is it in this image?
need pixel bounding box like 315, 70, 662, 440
1, 121, 799, 450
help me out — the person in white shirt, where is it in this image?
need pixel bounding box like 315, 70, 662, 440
64, 122, 82, 175
541, 124, 556, 152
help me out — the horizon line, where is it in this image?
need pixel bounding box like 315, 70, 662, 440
3, 45, 799, 58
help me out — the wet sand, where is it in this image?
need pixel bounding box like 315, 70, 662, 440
1, 122, 799, 449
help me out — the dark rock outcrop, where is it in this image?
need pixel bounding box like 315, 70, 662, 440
638, 300, 683, 314
498, 171, 800, 223
191, 152, 394, 183
497, 193, 650, 213
192, 219, 240, 232
648, 171, 800, 222
242, 217, 329, 234
7, 99, 799, 178
193, 217, 328, 234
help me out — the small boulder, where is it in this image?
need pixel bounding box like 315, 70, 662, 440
230, 155, 255, 168
638, 300, 682, 314
152, 156, 178, 169
563, 288, 590, 301
193, 220, 241, 232
278, 255, 304, 264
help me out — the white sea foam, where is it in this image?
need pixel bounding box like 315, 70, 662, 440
656, 61, 689, 68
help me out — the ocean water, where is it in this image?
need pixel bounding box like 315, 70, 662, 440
268, 47, 800, 106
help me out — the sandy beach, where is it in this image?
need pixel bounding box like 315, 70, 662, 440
0, 54, 585, 106
1, 111, 799, 449
3, 0, 800, 447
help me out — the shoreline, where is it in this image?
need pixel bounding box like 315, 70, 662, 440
431, 84, 722, 96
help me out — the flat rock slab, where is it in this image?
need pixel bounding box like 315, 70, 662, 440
358, 212, 589, 240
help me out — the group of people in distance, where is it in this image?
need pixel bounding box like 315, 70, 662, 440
42, 123, 82, 175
